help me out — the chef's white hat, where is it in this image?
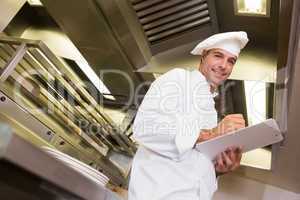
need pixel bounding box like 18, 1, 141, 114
190, 31, 249, 57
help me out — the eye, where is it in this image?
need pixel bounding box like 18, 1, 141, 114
228, 59, 236, 65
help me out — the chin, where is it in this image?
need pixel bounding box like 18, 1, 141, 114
208, 74, 226, 86
211, 78, 223, 86
214, 76, 227, 85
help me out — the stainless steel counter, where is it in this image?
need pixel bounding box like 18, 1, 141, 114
0, 124, 121, 200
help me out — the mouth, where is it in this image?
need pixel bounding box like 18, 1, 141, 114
211, 68, 227, 78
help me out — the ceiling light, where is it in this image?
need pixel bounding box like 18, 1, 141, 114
27, 0, 43, 6
234, 0, 271, 17
75, 60, 116, 101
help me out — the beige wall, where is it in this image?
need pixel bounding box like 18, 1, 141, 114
213, 175, 300, 200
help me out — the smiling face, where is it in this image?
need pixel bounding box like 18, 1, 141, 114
199, 48, 237, 89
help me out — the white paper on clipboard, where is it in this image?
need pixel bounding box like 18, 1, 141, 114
195, 119, 283, 160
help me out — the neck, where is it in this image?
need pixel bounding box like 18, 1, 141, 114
198, 67, 217, 94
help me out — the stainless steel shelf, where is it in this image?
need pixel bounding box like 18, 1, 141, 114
0, 126, 120, 200
0, 35, 134, 187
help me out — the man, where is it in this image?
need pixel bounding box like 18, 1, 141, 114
128, 31, 249, 200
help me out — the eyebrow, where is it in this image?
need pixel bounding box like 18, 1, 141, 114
213, 50, 237, 62
213, 51, 223, 56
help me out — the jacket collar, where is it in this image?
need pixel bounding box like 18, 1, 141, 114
192, 69, 219, 97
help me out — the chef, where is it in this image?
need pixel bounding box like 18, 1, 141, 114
128, 31, 249, 200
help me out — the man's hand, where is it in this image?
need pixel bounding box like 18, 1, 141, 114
214, 146, 242, 176
197, 114, 245, 143
213, 115, 245, 175
213, 114, 245, 136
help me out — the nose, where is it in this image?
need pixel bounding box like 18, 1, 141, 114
217, 59, 227, 70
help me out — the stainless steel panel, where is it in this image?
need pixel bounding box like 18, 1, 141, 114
145, 11, 210, 36
40, 0, 149, 102
130, 0, 143, 4
149, 23, 213, 54
148, 16, 211, 42
139, 0, 206, 24
94, 0, 153, 71
136, 0, 189, 18
143, 6, 209, 30
0, 0, 26, 32
0, 91, 54, 143
130, 0, 216, 54
133, 0, 166, 11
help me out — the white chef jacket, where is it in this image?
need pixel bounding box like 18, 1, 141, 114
128, 68, 218, 200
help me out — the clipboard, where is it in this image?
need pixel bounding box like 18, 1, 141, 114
195, 119, 283, 160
